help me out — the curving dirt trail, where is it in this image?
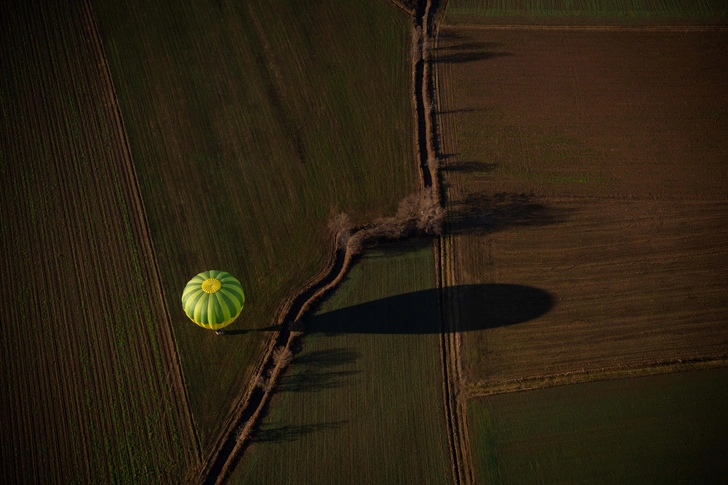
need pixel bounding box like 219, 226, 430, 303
196, 0, 468, 483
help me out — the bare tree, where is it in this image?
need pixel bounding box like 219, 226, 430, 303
395, 189, 444, 235
417, 195, 444, 234
328, 212, 353, 249
346, 232, 364, 255
273, 346, 293, 368
255, 375, 270, 391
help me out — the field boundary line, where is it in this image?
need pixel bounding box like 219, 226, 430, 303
515, 195, 728, 203
81, 0, 202, 465
441, 23, 728, 32
437, 235, 475, 485
431, 1, 476, 482
386, 0, 416, 16
464, 355, 728, 398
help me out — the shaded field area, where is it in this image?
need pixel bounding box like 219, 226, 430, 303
468, 368, 728, 484
443, 0, 728, 25
229, 242, 452, 484
436, 27, 728, 385
308, 283, 553, 334
91, 0, 418, 450
0, 1, 196, 482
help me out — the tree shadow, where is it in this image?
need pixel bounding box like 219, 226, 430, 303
251, 421, 346, 444
448, 192, 573, 236
435, 108, 484, 115
442, 160, 498, 174
307, 283, 553, 335
277, 348, 359, 393
434, 30, 512, 64
434, 51, 512, 64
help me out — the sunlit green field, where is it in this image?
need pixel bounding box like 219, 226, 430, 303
92, 0, 417, 450
444, 0, 728, 24
230, 241, 452, 484
0, 1, 195, 481
468, 368, 728, 484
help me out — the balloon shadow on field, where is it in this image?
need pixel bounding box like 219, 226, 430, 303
247, 284, 552, 446
305, 283, 553, 335
228, 283, 553, 335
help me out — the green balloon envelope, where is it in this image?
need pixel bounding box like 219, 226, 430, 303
182, 270, 245, 330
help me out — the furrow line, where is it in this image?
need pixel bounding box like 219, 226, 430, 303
465, 354, 728, 398
82, 0, 202, 465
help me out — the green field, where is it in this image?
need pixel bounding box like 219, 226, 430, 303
92, 0, 418, 449
0, 1, 195, 481
468, 368, 728, 484
444, 0, 728, 24
230, 241, 453, 484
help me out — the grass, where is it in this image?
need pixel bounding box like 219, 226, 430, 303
0, 1, 195, 481
91, 0, 418, 450
467, 368, 728, 484
444, 0, 728, 24
228, 241, 453, 484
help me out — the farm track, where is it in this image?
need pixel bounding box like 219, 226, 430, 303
425, 0, 477, 483
431, 17, 476, 484
437, 235, 475, 485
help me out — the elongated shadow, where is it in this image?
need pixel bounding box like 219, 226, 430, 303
277, 348, 359, 393
435, 51, 512, 64
434, 30, 511, 64
306, 284, 552, 335
448, 192, 572, 236
442, 161, 498, 174
252, 421, 346, 444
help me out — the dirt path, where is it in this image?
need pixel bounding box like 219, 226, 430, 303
192, 0, 471, 481
426, 0, 476, 483
436, 235, 475, 485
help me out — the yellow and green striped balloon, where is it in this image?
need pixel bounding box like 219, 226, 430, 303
182, 270, 245, 330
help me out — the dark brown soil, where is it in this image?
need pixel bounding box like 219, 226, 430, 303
436, 26, 728, 385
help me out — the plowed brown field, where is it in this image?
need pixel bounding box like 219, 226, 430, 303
436, 26, 728, 387
0, 1, 197, 482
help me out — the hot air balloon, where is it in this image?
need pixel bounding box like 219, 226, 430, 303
182, 270, 244, 333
